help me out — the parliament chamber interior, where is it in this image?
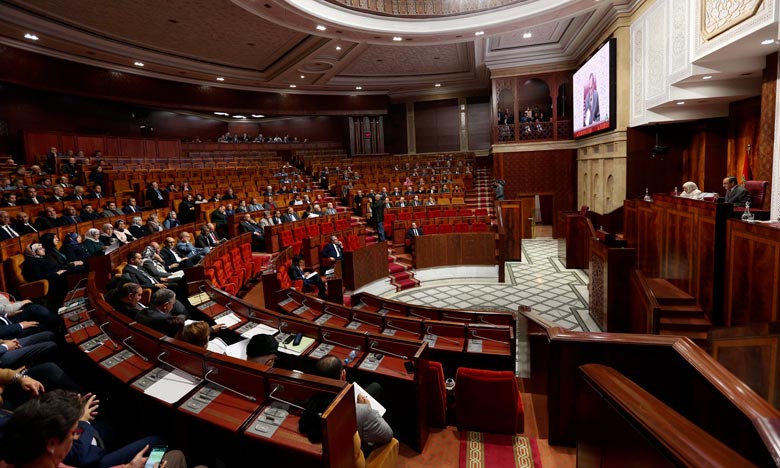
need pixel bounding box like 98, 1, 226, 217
0, 0, 778, 467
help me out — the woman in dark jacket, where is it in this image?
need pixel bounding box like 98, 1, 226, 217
59, 232, 91, 267
40, 232, 86, 273
177, 193, 196, 224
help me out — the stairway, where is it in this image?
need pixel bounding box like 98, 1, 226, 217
465, 169, 495, 218
648, 278, 712, 346
388, 250, 419, 291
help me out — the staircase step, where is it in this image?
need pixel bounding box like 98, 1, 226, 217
388, 263, 407, 274
658, 305, 707, 318
659, 316, 712, 329
646, 278, 697, 306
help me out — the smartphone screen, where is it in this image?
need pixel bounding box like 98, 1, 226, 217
144, 445, 167, 468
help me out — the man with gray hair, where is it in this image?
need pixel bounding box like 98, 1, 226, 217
135, 288, 185, 337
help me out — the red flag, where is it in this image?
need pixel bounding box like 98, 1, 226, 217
742, 150, 753, 185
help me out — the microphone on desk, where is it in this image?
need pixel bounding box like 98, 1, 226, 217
426, 326, 460, 345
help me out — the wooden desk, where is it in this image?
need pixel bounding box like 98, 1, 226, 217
343, 241, 388, 290
588, 237, 636, 332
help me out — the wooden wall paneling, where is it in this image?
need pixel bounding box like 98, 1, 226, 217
758, 53, 777, 185
662, 207, 695, 294
75, 136, 105, 156
712, 334, 779, 408
156, 140, 180, 159
728, 97, 760, 179
694, 217, 718, 318
119, 138, 145, 159
104, 136, 120, 157
589, 239, 636, 332
23, 131, 59, 162
466, 97, 490, 150
142, 139, 158, 159
724, 221, 780, 326
414, 99, 459, 153
634, 201, 660, 277
495, 150, 576, 216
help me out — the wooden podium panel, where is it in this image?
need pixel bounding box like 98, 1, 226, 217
413, 233, 496, 269
589, 238, 636, 332
343, 241, 388, 290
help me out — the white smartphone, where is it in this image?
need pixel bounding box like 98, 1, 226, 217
144, 445, 167, 468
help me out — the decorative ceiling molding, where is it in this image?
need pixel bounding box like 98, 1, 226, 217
700, 0, 763, 41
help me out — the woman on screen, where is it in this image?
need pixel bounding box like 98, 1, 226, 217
584, 73, 601, 126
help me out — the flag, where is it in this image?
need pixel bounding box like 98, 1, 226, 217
741, 149, 753, 185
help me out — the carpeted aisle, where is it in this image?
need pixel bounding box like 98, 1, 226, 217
459, 431, 542, 468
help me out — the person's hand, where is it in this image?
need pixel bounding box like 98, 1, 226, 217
80, 393, 99, 421
212, 324, 227, 332
328, 257, 335, 261
19, 375, 44, 396
155, 283, 166, 289
19, 321, 38, 329
123, 444, 149, 468
71, 260, 84, 266
18, 299, 33, 308
2, 339, 20, 351
357, 394, 370, 406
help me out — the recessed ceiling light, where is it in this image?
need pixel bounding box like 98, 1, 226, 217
24, 33, 39, 41
336, 46, 342, 51
251, 114, 264, 118
139, 125, 146, 128
300, 75, 305, 79
213, 112, 229, 116
475, 31, 485, 36
762, 39, 776, 45
316, 25, 327, 31
134, 61, 145, 67
434, 83, 441, 87
355, 86, 362, 90
393, 36, 403, 41
523, 32, 532, 39
216, 77, 225, 81
233, 115, 246, 119
702, 75, 712, 80
676, 101, 685, 105
290, 84, 297, 88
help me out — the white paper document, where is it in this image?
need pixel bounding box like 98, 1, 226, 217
207, 337, 228, 354
240, 323, 278, 339
353, 381, 386, 417
144, 369, 200, 404
214, 312, 241, 327
225, 339, 249, 359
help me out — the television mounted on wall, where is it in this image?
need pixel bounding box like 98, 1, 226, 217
573, 38, 616, 139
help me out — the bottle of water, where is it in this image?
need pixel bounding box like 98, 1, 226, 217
741, 201, 754, 222
673, 187, 679, 197
344, 349, 357, 364
643, 188, 653, 202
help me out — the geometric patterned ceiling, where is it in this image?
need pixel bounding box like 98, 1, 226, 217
0, 0, 628, 96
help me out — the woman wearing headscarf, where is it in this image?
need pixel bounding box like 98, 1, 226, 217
112, 219, 135, 245
177, 193, 196, 224
59, 232, 91, 268
22, 242, 68, 306
680, 181, 702, 199
145, 214, 163, 234
99, 223, 120, 247
82, 228, 105, 256
42, 232, 87, 273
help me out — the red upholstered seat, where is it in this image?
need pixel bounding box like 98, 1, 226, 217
428, 209, 441, 218
459, 208, 473, 217
334, 218, 349, 231
398, 212, 412, 221
280, 229, 302, 255
471, 223, 488, 232
437, 224, 453, 234
474, 208, 488, 217
384, 213, 396, 224
745, 180, 768, 209
345, 234, 360, 251
306, 224, 320, 237
443, 209, 457, 217
425, 224, 438, 234
424, 361, 447, 428
454, 223, 470, 233
240, 242, 265, 277
320, 222, 334, 236
455, 368, 524, 434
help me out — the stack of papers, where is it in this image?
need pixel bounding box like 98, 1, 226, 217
144, 369, 200, 404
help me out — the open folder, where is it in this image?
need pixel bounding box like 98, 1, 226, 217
353, 381, 386, 416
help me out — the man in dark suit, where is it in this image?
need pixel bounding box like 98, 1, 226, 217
128, 217, 148, 238
34, 206, 62, 230
100, 201, 124, 217
0, 211, 21, 240
410, 195, 422, 207
195, 224, 218, 248
370, 194, 386, 242
321, 236, 344, 264
60, 206, 80, 226
19, 187, 43, 206
222, 188, 238, 200
123, 197, 142, 214
288, 255, 326, 299
135, 288, 186, 337
159, 237, 196, 270
723, 176, 751, 207
239, 213, 264, 243
283, 207, 301, 223
1, 193, 17, 207
406, 222, 423, 240
123, 251, 166, 290
47, 187, 67, 203
210, 205, 228, 230
14, 212, 38, 235
145, 181, 166, 208
87, 185, 105, 199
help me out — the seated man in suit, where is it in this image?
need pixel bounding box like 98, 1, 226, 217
239, 213, 264, 249
100, 201, 124, 218
0, 212, 21, 240
321, 236, 344, 265
722, 176, 751, 207
34, 206, 62, 231
145, 181, 166, 208
107, 282, 145, 319
123, 197, 142, 214
13, 212, 38, 235
406, 222, 423, 240
159, 237, 197, 270
136, 289, 186, 337
123, 251, 166, 291
288, 255, 326, 299
59, 206, 80, 226
2, 192, 17, 207
19, 187, 43, 205
87, 184, 105, 200
283, 206, 301, 223
210, 205, 229, 237
176, 231, 209, 260
79, 205, 101, 222
195, 224, 221, 248
128, 216, 147, 238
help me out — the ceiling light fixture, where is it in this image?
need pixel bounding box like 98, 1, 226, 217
336, 46, 342, 51
475, 31, 485, 36
702, 75, 712, 80
134, 61, 145, 67
233, 115, 247, 119
24, 33, 39, 41
251, 114, 264, 118
214, 112, 229, 116
393, 36, 403, 41
523, 32, 532, 39
761, 39, 776, 45
434, 83, 441, 87
300, 75, 305, 79
355, 86, 362, 90
216, 77, 225, 81
290, 84, 297, 88
676, 101, 685, 105
316, 25, 327, 31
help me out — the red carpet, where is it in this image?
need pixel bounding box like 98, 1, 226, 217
459, 431, 542, 468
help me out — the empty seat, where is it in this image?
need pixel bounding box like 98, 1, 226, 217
455, 368, 524, 434
454, 223, 470, 233
437, 224, 453, 234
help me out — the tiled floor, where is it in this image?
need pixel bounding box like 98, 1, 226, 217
388, 238, 601, 333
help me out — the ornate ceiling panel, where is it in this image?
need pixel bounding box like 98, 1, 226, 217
340, 44, 469, 76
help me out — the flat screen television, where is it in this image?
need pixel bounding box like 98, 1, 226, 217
573, 38, 616, 138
